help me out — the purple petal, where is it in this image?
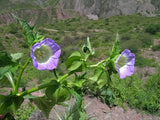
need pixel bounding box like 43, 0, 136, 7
127, 53, 135, 65
45, 57, 59, 70
41, 38, 61, 58
119, 65, 134, 79
116, 49, 135, 79
30, 43, 41, 59
30, 38, 61, 70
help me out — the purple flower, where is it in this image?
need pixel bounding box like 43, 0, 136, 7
31, 38, 61, 70
115, 49, 135, 79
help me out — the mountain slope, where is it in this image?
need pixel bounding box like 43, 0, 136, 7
60, 0, 156, 19
0, 0, 159, 25
0, 0, 68, 25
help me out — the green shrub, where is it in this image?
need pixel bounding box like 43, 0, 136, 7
137, 33, 153, 47
112, 73, 160, 115
14, 104, 38, 120
152, 44, 160, 51
135, 55, 157, 67
145, 24, 160, 34
120, 39, 141, 53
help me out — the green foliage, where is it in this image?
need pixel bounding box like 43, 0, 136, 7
111, 73, 160, 115
138, 33, 153, 48
0, 52, 14, 67
0, 95, 24, 115
82, 37, 95, 55
56, 90, 88, 120
12, 14, 36, 47
1, 13, 160, 118
33, 97, 56, 118
110, 33, 120, 58
145, 24, 160, 34
45, 80, 60, 100
45, 0, 60, 7
65, 51, 83, 72
101, 87, 116, 106
135, 55, 157, 67
0, 52, 23, 89
120, 33, 153, 53
143, 73, 160, 114
46, 85, 71, 103
33, 80, 70, 118
12, 14, 44, 47
71, 75, 86, 91
152, 44, 160, 51
10, 53, 23, 63
14, 104, 38, 120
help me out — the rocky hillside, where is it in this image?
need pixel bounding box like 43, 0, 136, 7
60, 0, 157, 20
0, 0, 70, 25
0, 0, 160, 25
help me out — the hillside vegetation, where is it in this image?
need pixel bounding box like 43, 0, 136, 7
0, 14, 160, 116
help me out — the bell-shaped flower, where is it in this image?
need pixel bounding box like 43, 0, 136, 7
115, 49, 135, 79
31, 38, 61, 70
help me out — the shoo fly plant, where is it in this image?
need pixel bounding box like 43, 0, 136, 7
0, 15, 135, 119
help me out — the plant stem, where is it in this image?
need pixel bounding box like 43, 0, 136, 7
57, 72, 73, 83
88, 58, 110, 68
53, 69, 58, 79
17, 72, 73, 97
14, 57, 31, 94
17, 82, 51, 96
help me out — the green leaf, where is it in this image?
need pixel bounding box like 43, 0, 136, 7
66, 56, 80, 67
90, 68, 103, 82
82, 37, 95, 55
110, 33, 120, 58
45, 80, 60, 100
69, 51, 81, 58
33, 97, 56, 118
56, 86, 71, 103
66, 90, 87, 120
10, 53, 23, 62
12, 14, 35, 47
34, 32, 45, 43
68, 61, 83, 72
4, 72, 15, 90
0, 52, 13, 67
71, 79, 85, 88
3, 113, 15, 120
97, 70, 109, 89
89, 68, 109, 89
0, 75, 10, 88
0, 51, 21, 84
46, 85, 71, 103
0, 66, 18, 88
0, 95, 24, 115
65, 51, 83, 72
102, 88, 116, 106
0, 66, 12, 79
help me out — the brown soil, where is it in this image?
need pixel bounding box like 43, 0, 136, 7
29, 95, 160, 120
83, 96, 160, 120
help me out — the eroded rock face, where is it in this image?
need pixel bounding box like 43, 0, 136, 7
60, 0, 156, 19
0, 0, 157, 24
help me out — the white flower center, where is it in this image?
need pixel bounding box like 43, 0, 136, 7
117, 55, 127, 68
34, 45, 52, 63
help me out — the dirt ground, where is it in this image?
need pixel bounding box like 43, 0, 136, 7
29, 95, 160, 120
83, 96, 160, 120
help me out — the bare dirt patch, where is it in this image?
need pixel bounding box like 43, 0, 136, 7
29, 95, 160, 120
